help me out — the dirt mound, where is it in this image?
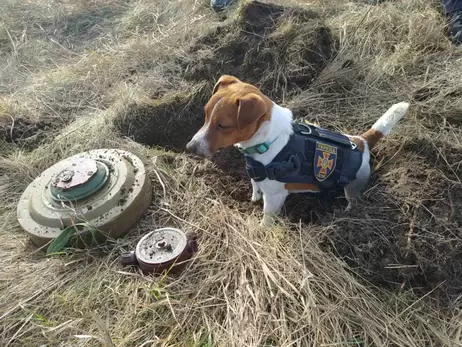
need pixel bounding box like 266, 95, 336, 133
0, 116, 55, 148
117, 1, 334, 146
115, 87, 207, 150
323, 134, 462, 304
116, 0, 335, 212
182, 1, 334, 100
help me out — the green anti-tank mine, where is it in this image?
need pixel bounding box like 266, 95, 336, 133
17, 149, 152, 247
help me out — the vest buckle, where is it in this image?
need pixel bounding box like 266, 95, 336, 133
265, 164, 279, 180
296, 123, 312, 135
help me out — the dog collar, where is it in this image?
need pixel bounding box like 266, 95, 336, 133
238, 137, 278, 155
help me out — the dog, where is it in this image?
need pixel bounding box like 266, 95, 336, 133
186, 75, 409, 226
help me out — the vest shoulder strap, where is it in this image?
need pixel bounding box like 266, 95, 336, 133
293, 122, 352, 147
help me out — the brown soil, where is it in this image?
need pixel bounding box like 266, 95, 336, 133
116, 0, 335, 146
181, 1, 334, 100
0, 117, 56, 148
115, 88, 208, 150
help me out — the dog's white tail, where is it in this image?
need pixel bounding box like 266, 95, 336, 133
362, 102, 409, 150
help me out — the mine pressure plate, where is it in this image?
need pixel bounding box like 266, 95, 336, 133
121, 228, 198, 275
17, 149, 152, 247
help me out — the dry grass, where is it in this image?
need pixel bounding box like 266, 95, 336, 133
1, 0, 462, 346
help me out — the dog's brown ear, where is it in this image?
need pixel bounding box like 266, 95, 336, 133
212, 75, 240, 95
236, 93, 267, 129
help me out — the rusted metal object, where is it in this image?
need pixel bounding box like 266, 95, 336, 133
50, 160, 110, 202
121, 228, 198, 275
17, 149, 152, 247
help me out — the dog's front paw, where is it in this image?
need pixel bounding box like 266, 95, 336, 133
344, 199, 358, 213
251, 190, 262, 202
260, 214, 277, 227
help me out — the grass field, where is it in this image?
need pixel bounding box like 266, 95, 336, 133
1, 0, 462, 346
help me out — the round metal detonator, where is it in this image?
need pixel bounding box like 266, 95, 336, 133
17, 149, 152, 247
121, 228, 198, 275
49, 158, 109, 202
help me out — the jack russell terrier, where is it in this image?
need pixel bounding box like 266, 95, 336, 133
186, 75, 409, 226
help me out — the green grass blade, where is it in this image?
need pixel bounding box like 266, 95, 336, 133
46, 225, 79, 255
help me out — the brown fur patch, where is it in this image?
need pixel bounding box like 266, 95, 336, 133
212, 75, 240, 95
200, 76, 273, 154
285, 183, 321, 192
361, 128, 384, 150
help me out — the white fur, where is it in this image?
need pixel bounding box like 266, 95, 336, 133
189, 127, 211, 157
187, 99, 223, 156
239, 102, 409, 226
236, 103, 294, 166
371, 102, 409, 136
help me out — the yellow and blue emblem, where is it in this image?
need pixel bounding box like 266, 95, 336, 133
314, 142, 337, 181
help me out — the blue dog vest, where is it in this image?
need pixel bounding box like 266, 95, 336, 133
243, 123, 363, 193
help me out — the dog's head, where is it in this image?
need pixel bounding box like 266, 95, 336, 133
186, 75, 272, 157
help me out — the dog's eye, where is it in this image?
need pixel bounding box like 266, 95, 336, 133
217, 123, 228, 130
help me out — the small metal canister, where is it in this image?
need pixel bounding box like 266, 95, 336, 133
121, 228, 198, 275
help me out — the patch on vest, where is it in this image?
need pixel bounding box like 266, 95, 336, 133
314, 142, 337, 182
